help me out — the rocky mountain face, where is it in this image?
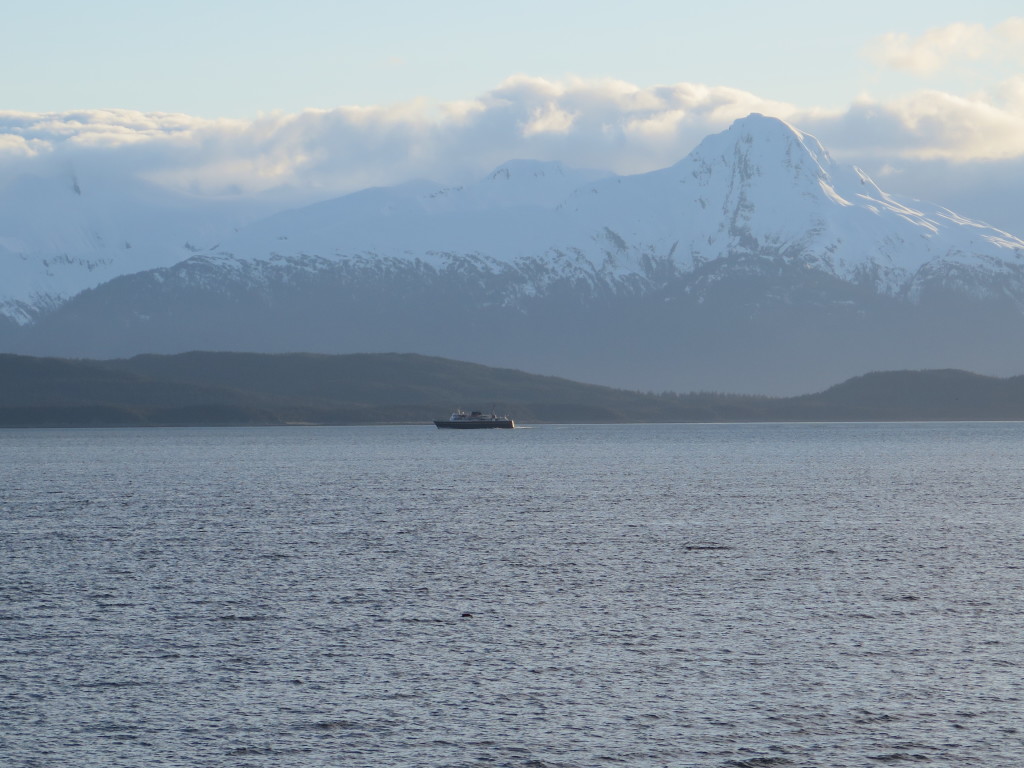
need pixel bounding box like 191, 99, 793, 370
3, 114, 1023, 394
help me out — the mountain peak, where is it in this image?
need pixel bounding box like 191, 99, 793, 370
448, 159, 610, 209
724, 113, 822, 152
695, 112, 837, 186
728, 111, 797, 132
484, 158, 570, 182
665, 111, 893, 234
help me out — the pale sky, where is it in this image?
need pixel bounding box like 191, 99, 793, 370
3, 0, 1021, 116
2, 2, 1024, 230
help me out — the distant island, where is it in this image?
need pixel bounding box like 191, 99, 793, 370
2, 351, 1023, 427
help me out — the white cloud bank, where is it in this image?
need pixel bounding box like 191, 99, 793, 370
2, 75, 1024, 211
867, 18, 1024, 75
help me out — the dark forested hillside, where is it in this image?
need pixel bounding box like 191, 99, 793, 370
1, 352, 1023, 426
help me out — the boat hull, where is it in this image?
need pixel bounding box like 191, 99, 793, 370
434, 419, 515, 429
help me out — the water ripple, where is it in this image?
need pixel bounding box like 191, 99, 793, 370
2, 423, 1023, 767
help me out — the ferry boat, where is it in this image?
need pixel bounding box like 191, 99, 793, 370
434, 409, 515, 429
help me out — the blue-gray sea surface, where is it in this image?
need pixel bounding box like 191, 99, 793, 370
2, 422, 1023, 768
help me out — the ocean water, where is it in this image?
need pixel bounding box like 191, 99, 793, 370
2, 422, 1023, 768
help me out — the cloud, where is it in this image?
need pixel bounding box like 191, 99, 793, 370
521, 103, 577, 137
802, 91, 1024, 161
866, 18, 1024, 74
0, 79, 803, 197
0, 133, 47, 158
2, 76, 1024, 209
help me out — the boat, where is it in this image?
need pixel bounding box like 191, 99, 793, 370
434, 409, 515, 429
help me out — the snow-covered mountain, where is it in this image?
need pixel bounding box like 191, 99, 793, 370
144, 112, 1023, 299
4, 114, 1024, 393
0, 171, 279, 325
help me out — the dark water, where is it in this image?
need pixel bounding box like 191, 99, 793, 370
2, 423, 1023, 767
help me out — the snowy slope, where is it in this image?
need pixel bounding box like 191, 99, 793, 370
549, 113, 1024, 292
0, 171, 271, 324
204, 160, 611, 269
3, 114, 1024, 326
186, 113, 1024, 301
